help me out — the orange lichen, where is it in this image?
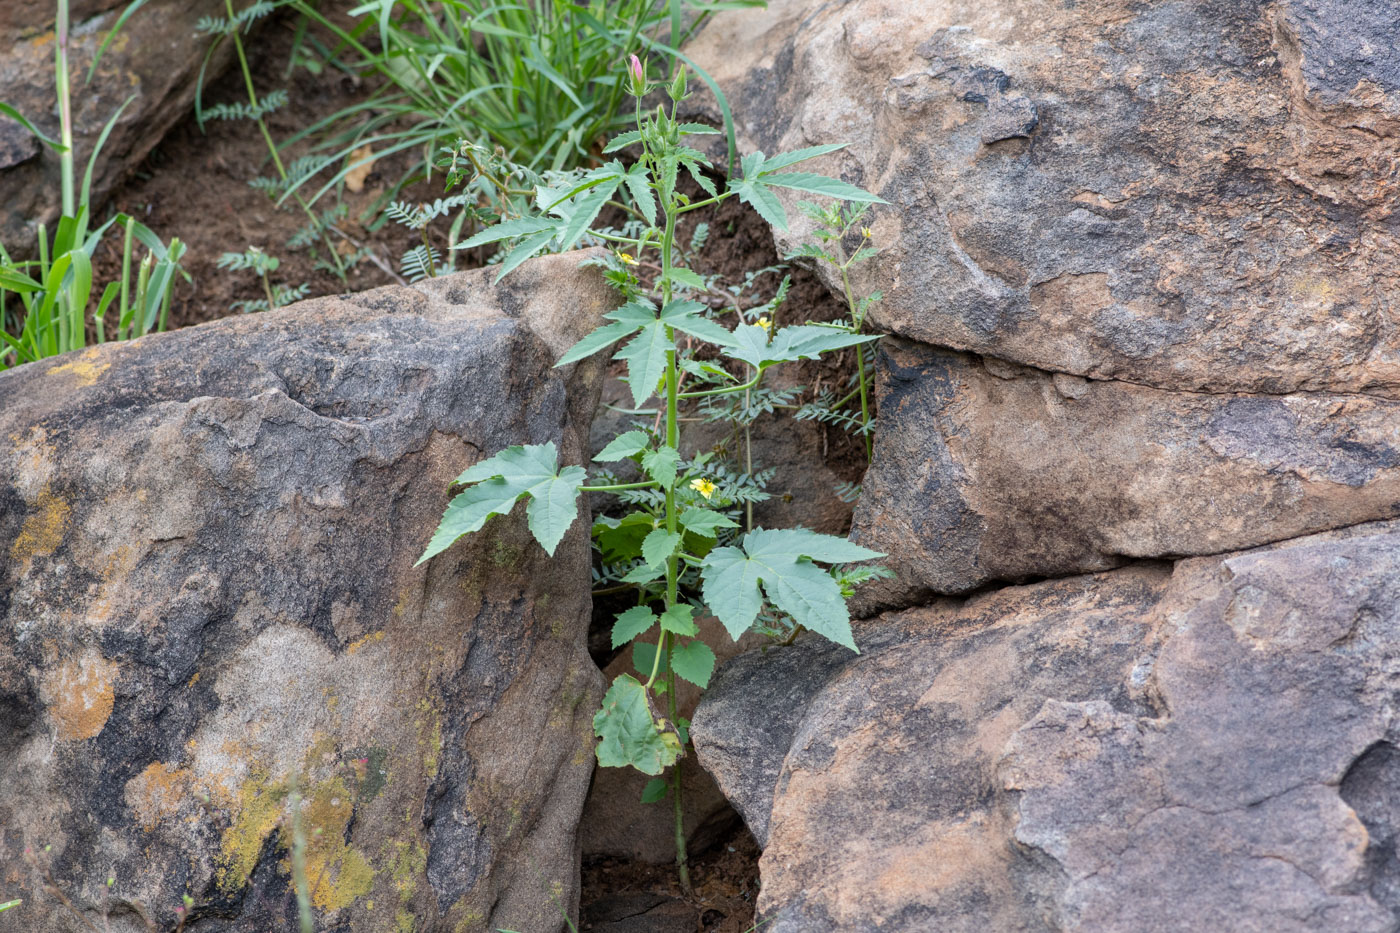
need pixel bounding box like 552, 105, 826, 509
9, 484, 70, 570
49, 349, 110, 387
347, 631, 385, 654
48, 654, 117, 740
127, 762, 194, 831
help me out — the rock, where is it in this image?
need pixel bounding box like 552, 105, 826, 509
0, 253, 615, 933
0, 0, 234, 253
580, 615, 755, 864
682, 0, 1400, 396
691, 521, 1400, 931
850, 338, 1400, 604
581, 893, 694, 933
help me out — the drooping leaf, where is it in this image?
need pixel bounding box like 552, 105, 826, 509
614, 319, 672, 407
418, 442, 584, 563
730, 175, 790, 231
623, 161, 657, 226
665, 267, 706, 292
700, 529, 883, 647
594, 430, 651, 462
671, 640, 716, 689
612, 606, 657, 648
660, 299, 734, 347
456, 215, 557, 249
632, 641, 668, 678
761, 171, 886, 204
593, 675, 681, 774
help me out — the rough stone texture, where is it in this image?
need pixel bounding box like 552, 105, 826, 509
0, 0, 232, 253
0, 253, 614, 933
851, 338, 1400, 604
580, 615, 755, 864
683, 0, 1400, 397
692, 521, 1400, 932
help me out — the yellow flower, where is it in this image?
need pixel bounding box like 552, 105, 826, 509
861, 226, 873, 239
617, 251, 639, 266
689, 478, 716, 499
755, 315, 772, 331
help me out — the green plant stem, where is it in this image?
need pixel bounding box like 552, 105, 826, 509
658, 138, 693, 897
836, 261, 874, 460
579, 480, 659, 493
55, 0, 74, 218
259, 268, 277, 311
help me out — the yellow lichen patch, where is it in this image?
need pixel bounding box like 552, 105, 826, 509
127, 762, 195, 831
49, 349, 110, 387
347, 631, 385, 655
292, 777, 375, 911
47, 653, 117, 740
218, 769, 286, 890
415, 699, 442, 777
10, 484, 71, 570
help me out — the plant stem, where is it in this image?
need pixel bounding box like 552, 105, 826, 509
55, 0, 74, 218
838, 261, 873, 460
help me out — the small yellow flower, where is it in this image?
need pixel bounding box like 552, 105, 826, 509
755, 315, 772, 331
861, 226, 873, 239
617, 251, 639, 266
689, 478, 716, 499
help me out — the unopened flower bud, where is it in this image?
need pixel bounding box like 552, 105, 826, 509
628, 54, 646, 95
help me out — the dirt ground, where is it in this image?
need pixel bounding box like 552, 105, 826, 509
95, 7, 872, 929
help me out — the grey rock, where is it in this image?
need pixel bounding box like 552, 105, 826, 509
0, 252, 615, 933
682, 0, 1400, 396
691, 521, 1400, 931
850, 339, 1400, 605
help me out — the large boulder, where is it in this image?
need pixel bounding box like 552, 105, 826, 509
852, 338, 1400, 603
691, 520, 1400, 932
0, 0, 232, 253
0, 253, 613, 932
683, 0, 1400, 396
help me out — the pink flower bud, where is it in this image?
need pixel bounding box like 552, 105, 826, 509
630, 54, 644, 83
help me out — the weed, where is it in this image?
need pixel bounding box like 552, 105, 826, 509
418, 53, 890, 890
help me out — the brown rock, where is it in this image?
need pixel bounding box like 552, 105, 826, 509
851, 338, 1400, 604
683, 0, 1400, 396
0, 253, 614, 932
0, 0, 233, 253
692, 520, 1400, 931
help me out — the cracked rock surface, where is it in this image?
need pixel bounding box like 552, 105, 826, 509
683, 0, 1400, 396
0, 254, 611, 933
691, 521, 1400, 932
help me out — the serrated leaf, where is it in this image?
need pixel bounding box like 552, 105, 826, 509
612, 606, 657, 648
558, 176, 623, 249
603, 129, 643, 153
682, 159, 718, 197
761, 171, 886, 204
595, 430, 651, 462
456, 215, 556, 249
700, 546, 765, 640
493, 229, 557, 282
659, 604, 699, 637
640, 777, 669, 803
621, 562, 667, 584
593, 675, 680, 774
671, 641, 716, 689
660, 299, 734, 347
665, 267, 707, 292
731, 176, 789, 231
679, 508, 740, 538
678, 122, 721, 136
556, 320, 642, 367
640, 446, 680, 488
624, 162, 657, 226
700, 529, 879, 648
723, 323, 879, 370
758, 143, 848, 173
419, 442, 583, 562
614, 320, 671, 407
641, 528, 682, 569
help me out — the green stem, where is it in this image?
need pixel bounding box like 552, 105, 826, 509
55, 0, 74, 218
838, 261, 873, 460
675, 191, 734, 215
677, 370, 762, 400
579, 480, 659, 493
